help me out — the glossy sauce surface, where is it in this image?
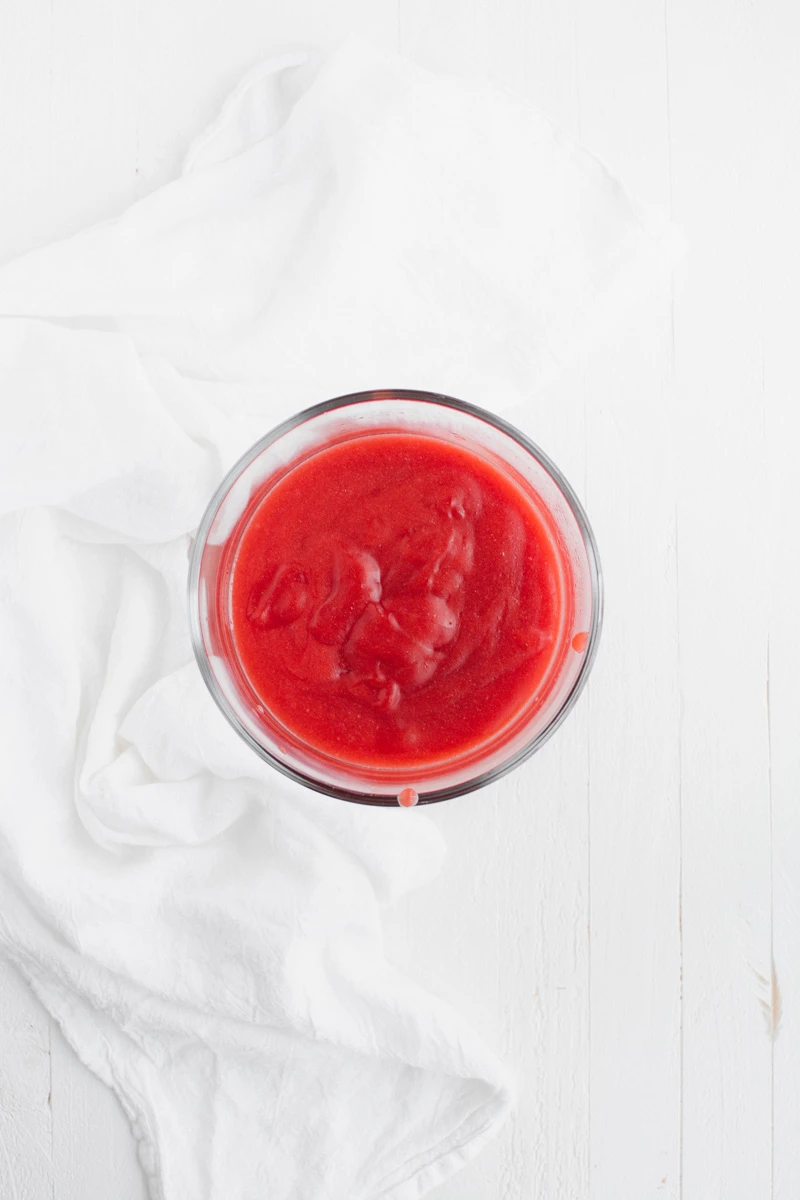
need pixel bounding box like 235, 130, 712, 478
228, 433, 572, 768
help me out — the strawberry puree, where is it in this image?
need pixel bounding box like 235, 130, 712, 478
227, 432, 572, 769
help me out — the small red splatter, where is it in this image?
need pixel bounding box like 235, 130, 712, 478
572, 631, 588, 653
398, 787, 419, 808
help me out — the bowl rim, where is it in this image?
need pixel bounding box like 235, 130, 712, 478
188, 388, 603, 804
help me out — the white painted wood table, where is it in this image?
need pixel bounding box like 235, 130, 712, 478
1, 1, 798, 1197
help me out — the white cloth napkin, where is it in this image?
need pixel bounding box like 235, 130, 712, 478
0, 39, 672, 1200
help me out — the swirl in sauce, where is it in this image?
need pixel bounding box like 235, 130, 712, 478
229, 433, 571, 768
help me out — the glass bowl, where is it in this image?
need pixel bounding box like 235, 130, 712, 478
188, 389, 602, 804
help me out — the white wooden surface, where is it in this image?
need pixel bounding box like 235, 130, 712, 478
1, 2, 798, 1197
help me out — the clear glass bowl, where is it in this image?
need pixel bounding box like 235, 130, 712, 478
188, 390, 602, 804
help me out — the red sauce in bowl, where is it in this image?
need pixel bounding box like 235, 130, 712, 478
226, 432, 573, 771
